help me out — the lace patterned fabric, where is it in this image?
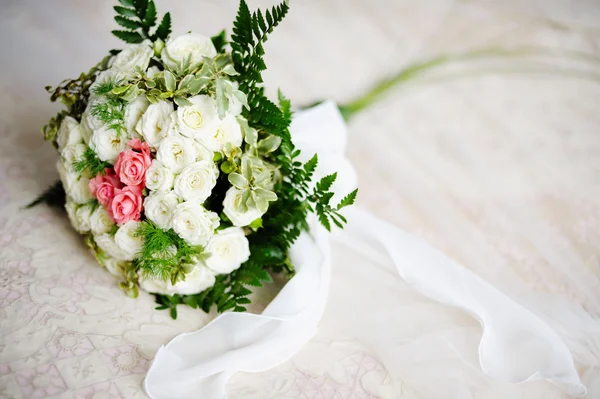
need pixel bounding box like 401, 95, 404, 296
1, 0, 600, 398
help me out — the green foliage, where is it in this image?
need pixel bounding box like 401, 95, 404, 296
73, 147, 111, 176
112, 0, 171, 43
25, 180, 66, 210
211, 30, 227, 54
231, 0, 291, 141
135, 220, 207, 284
43, 54, 112, 136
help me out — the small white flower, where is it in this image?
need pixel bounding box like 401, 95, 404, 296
139, 263, 216, 295
144, 191, 179, 229
114, 220, 144, 261
173, 161, 218, 202
172, 202, 219, 246
205, 227, 250, 274
89, 206, 115, 235
89, 126, 128, 164
99, 256, 124, 277
145, 160, 175, 192
65, 198, 91, 233
57, 160, 93, 204
137, 100, 174, 148
176, 95, 218, 139
156, 134, 197, 173
61, 143, 86, 167
95, 233, 129, 261
124, 95, 149, 138
110, 42, 153, 79
161, 33, 217, 71
223, 187, 265, 227
198, 116, 243, 152
56, 116, 83, 151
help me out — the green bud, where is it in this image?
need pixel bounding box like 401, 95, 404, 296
154, 38, 165, 57
220, 161, 234, 174
249, 218, 263, 230
213, 152, 222, 162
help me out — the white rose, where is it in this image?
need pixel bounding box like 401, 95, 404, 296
99, 256, 124, 277
161, 33, 217, 71
176, 95, 218, 139
137, 100, 174, 148
173, 161, 218, 202
60, 143, 86, 167
110, 42, 153, 79
223, 187, 265, 227
205, 227, 250, 274
139, 264, 216, 295
114, 220, 144, 261
172, 202, 219, 246
144, 191, 179, 229
56, 116, 83, 151
65, 198, 91, 233
95, 233, 129, 261
90, 206, 115, 235
198, 116, 243, 152
125, 95, 149, 138
193, 141, 214, 162
79, 107, 96, 144
156, 134, 197, 173
57, 160, 93, 204
89, 70, 126, 101
89, 126, 128, 164
145, 160, 175, 192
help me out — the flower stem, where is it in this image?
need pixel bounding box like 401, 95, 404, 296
337, 47, 600, 121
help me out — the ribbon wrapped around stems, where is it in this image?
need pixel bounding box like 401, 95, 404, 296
145, 102, 587, 399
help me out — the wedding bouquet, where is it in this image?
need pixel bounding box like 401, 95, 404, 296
35, 0, 356, 318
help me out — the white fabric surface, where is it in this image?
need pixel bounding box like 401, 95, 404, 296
1, 1, 600, 398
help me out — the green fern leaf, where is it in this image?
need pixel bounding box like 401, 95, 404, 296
154, 12, 171, 40
112, 30, 144, 43
114, 5, 137, 18
114, 16, 141, 30
336, 188, 358, 210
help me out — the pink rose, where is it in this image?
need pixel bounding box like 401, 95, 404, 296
89, 168, 123, 206
114, 139, 152, 187
110, 186, 143, 225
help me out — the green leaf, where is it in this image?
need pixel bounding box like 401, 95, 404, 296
211, 30, 227, 53
133, 0, 148, 19
174, 96, 192, 107
164, 70, 176, 92
143, 0, 157, 27
169, 307, 178, 319
336, 188, 358, 210
114, 5, 137, 18
118, 0, 134, 6
154, 12, 171, 40
25, 180, 65, 210
114, 16, 141, 30
111, 85, 130, 95
112, 30, 144, 44
228, 173, 248, 189
215, 78, 229, 119
317, 209, 331, 232
187, 78, 208, 95
316, 173, 337, 192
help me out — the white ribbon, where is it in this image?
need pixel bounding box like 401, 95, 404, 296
145, 101, 586, 398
